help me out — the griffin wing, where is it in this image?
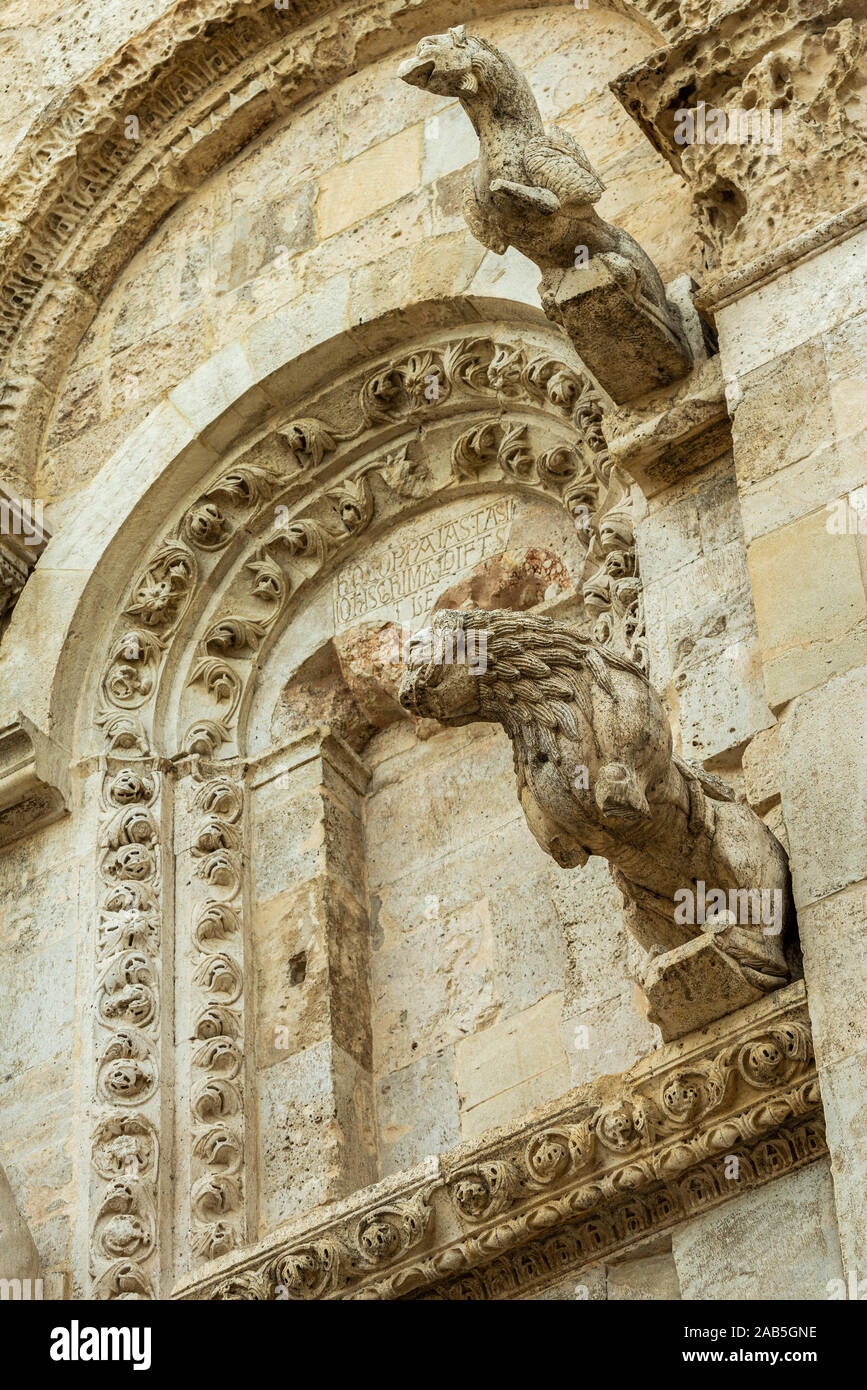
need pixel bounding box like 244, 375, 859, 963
524, 127, 606, 206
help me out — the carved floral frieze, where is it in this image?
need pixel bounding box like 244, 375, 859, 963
91, 759, 166, 1299
172, 983, 822, 1301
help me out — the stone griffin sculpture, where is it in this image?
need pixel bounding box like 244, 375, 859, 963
398, 27, 693, 403
398, 609, 793, 1039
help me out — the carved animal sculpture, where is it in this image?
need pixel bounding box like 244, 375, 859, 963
398, 26, 672, 321
398, 608, 791, 995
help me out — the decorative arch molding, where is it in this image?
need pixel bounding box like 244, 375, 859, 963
102, 331, 640, 764
11, 298, 644, 1297
0, 0, 668, 497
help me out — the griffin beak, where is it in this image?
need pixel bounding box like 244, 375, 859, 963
398, 55, 437, 88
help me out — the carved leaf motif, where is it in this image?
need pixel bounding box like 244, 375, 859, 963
401, 350, 445, 408
280, 517, 336, 565
183, 719, 231, 758
272, 1241, 343, 1300
277, 418, 336, 470
182, 500, 231, 550
125, 543, 196, 630
497, 422, 534, 479
186, 658, 242, 719
361, 367, 405, 424
487, 345, 525, 393
452, 421, 500, 479
246, 547, 286, 603
328, 473, 373, 534
204, 616, 268, 656
210, 461, 283, 505
377, 444, 432, 498
442, 337, 497, 394
194, 902, 240, 948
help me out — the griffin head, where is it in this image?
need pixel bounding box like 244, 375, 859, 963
398, 26, 482, 97
398, 25, 532, 111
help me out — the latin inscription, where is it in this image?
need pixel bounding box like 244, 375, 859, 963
333, 498, 515, 627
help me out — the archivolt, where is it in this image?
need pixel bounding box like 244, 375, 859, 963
87, 316, 619, 761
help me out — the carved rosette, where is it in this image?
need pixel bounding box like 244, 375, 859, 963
91, 760, 164, 1299
186, 769, 247, 1263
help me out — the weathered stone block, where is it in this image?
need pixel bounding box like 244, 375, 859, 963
543, 263, 692, 404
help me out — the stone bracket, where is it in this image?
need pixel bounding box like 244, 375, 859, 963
0, 714, 70, 847
542, 263, 693, 405
643, 933, 771, 1040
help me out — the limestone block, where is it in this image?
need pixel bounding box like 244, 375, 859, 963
716, 223, 867, 378
543, 263, 692, 405
225, 92, 341, 203
565, 984, 658, 1086
306, 187, 431, 292
341, 62, 448, 162
458, 1060, 573, 1141
777, 666, 867, 907
636, 491, 703, 587
749, 509, 867, 709
371, 896, 498, 1075
0, 1160, 40, 1281
824, 307, 867, 443
317, 127, 422, 240
607, 1249, 681, 1300
454, 991, 568, 1122
643, 934, 769, 1042
672, 1159, 843, 1300
729, 337, 836, 489
815, 1052, 867, 1277
243, 275, 350, 388
258, 1040, 376, 1232
254, 878, 371, 1072
421, 103, 478, 184
210, 185, 317, 293
465, 245, 540, 313
252, 781, 366, 906
798, 882, 867, 1071
738, 432, 867, 545
0, 937, 75, 1075
376, 1049, 461, 1178
742, 726, 781, 815
487, 867, 566, 1016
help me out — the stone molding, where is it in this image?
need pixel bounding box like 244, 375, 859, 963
694, 198, 867, 314
89, 326, 646, 768
612, 0, 867, 273
171, 980, 821, 1299
0, 714, 68, 847
77, 319, 647, 1296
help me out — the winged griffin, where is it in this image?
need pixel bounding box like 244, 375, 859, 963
398, 25, 681, 334
398, 609, 792, 1037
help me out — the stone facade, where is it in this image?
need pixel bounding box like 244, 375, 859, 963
0, 0, 863, 1303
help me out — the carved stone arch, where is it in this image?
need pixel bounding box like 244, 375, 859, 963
0, 0, 667, 499
40, 296, 645, 1297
